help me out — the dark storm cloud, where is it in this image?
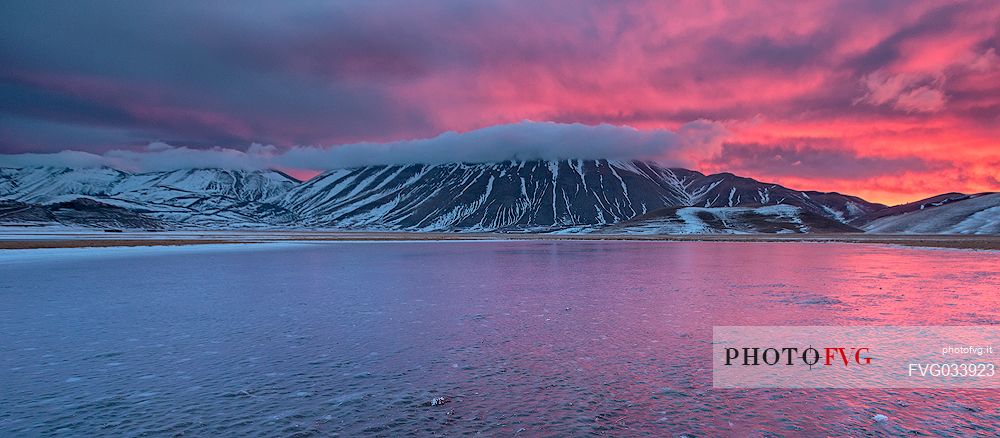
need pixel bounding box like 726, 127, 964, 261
0, 1, 437, 152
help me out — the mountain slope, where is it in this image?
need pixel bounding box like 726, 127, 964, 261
0, 167, 299, 227
0, 199, 165, 229
0, 200, 58, 225
598, 205, 862, 234
862, 193, 1000, 234
0, 167, 129, 203
47, 198, 166, 229
282, 159, 883, 231
852, 193, 973, 225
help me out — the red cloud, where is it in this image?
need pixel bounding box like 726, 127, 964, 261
1, 0, 999, 204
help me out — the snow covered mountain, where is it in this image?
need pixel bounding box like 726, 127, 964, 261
0, 167, 299, 227
13, 159, 997, 235
281, 159, 882, 231
860, 192, 1000, 234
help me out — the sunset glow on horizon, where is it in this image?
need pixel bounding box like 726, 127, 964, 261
2, 1, 999, 205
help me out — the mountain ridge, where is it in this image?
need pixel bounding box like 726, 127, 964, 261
1, 160, 994, 234
281, 160, 883, 231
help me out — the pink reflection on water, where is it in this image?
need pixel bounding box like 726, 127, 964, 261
422, 242, 1000, 435
1, 241, 997, 436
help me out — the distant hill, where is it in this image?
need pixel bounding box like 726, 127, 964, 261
860, 193, 1000, 234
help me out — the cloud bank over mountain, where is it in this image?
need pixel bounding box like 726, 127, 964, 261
0, 121, 726, 172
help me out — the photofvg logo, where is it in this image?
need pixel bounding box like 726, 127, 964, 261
724, 346, 872, 369
712, 326, 998, 388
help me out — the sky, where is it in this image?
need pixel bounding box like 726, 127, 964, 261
1, 0, 998, 205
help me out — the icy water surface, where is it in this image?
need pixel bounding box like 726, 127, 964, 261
1, 241, 998, 436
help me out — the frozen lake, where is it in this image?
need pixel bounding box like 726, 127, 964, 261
1, 241, 998, 436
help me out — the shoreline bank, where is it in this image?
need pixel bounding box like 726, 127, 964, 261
2, 230, 999, 251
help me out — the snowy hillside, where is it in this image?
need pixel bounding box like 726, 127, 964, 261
862, 193, 1000, 234
599, 205, 861, 234
0, 167, 299, 227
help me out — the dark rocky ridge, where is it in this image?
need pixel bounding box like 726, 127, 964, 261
0, 200, 58, 225
0, 199, 165, 229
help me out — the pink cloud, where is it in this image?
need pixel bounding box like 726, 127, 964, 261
894, 86, 947, 112
3, 0, 1000, 204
